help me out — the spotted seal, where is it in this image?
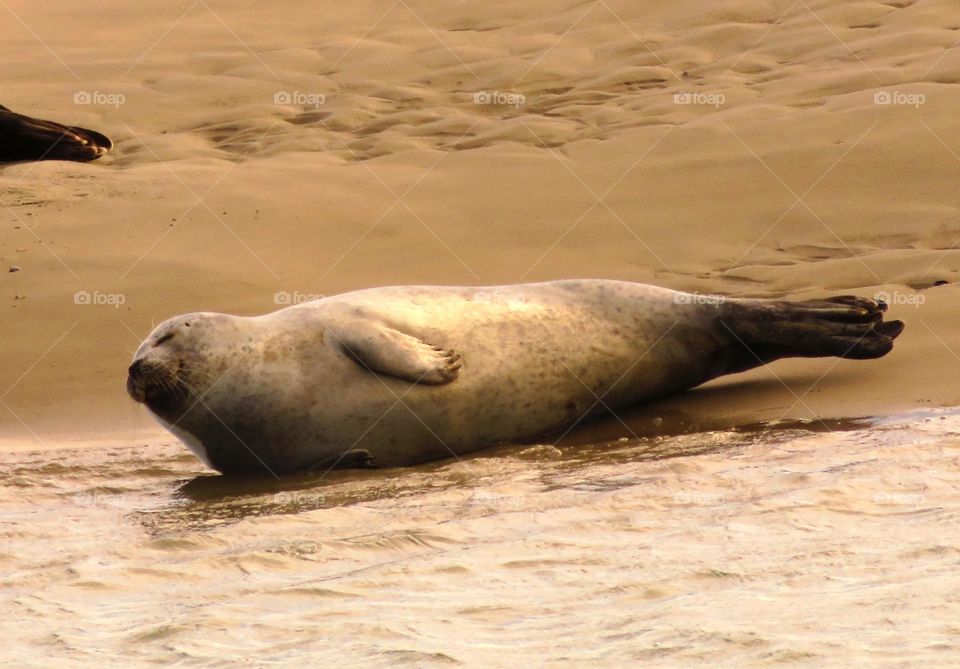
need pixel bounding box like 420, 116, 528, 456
127, 280, 903, 475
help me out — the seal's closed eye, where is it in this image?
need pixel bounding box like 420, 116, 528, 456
155, 333, 175, 346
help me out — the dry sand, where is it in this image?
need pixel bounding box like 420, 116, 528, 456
1, 0, 959, 444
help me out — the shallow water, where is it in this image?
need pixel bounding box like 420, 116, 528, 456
2, 410, 959, 667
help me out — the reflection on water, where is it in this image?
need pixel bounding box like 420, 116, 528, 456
2, 409, 959, 667
155, 414, 871, 532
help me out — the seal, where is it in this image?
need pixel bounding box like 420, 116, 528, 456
127, 280, 904, 475
0, 104, 112, 163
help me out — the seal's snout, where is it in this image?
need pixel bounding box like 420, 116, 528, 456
127, 356, 182, 406
126, 358, 148, 403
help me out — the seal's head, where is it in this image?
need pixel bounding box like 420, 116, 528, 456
127, 313, 236, 419
127, 317, 194, 416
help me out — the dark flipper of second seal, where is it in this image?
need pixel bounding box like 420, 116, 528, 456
0, 104, 112, 163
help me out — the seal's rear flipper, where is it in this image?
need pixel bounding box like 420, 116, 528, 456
718, 295, 905, 373
331, 322, 462, 384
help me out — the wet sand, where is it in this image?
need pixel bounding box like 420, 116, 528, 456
2, 410, 959, 666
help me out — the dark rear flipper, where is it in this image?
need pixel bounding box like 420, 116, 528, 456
718, 295, 905, 373
0, 106, 112, 163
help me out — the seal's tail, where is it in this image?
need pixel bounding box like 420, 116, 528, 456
717, 295, 905, 372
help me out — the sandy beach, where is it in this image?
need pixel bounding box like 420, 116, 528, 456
2, 0, 960, 666
3, 0, 959, 442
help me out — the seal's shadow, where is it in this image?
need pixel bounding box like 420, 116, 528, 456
142, 458, 462, 534
175, 465, 403, 507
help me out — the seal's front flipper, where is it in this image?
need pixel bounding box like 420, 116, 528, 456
331, 323, 462, 384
